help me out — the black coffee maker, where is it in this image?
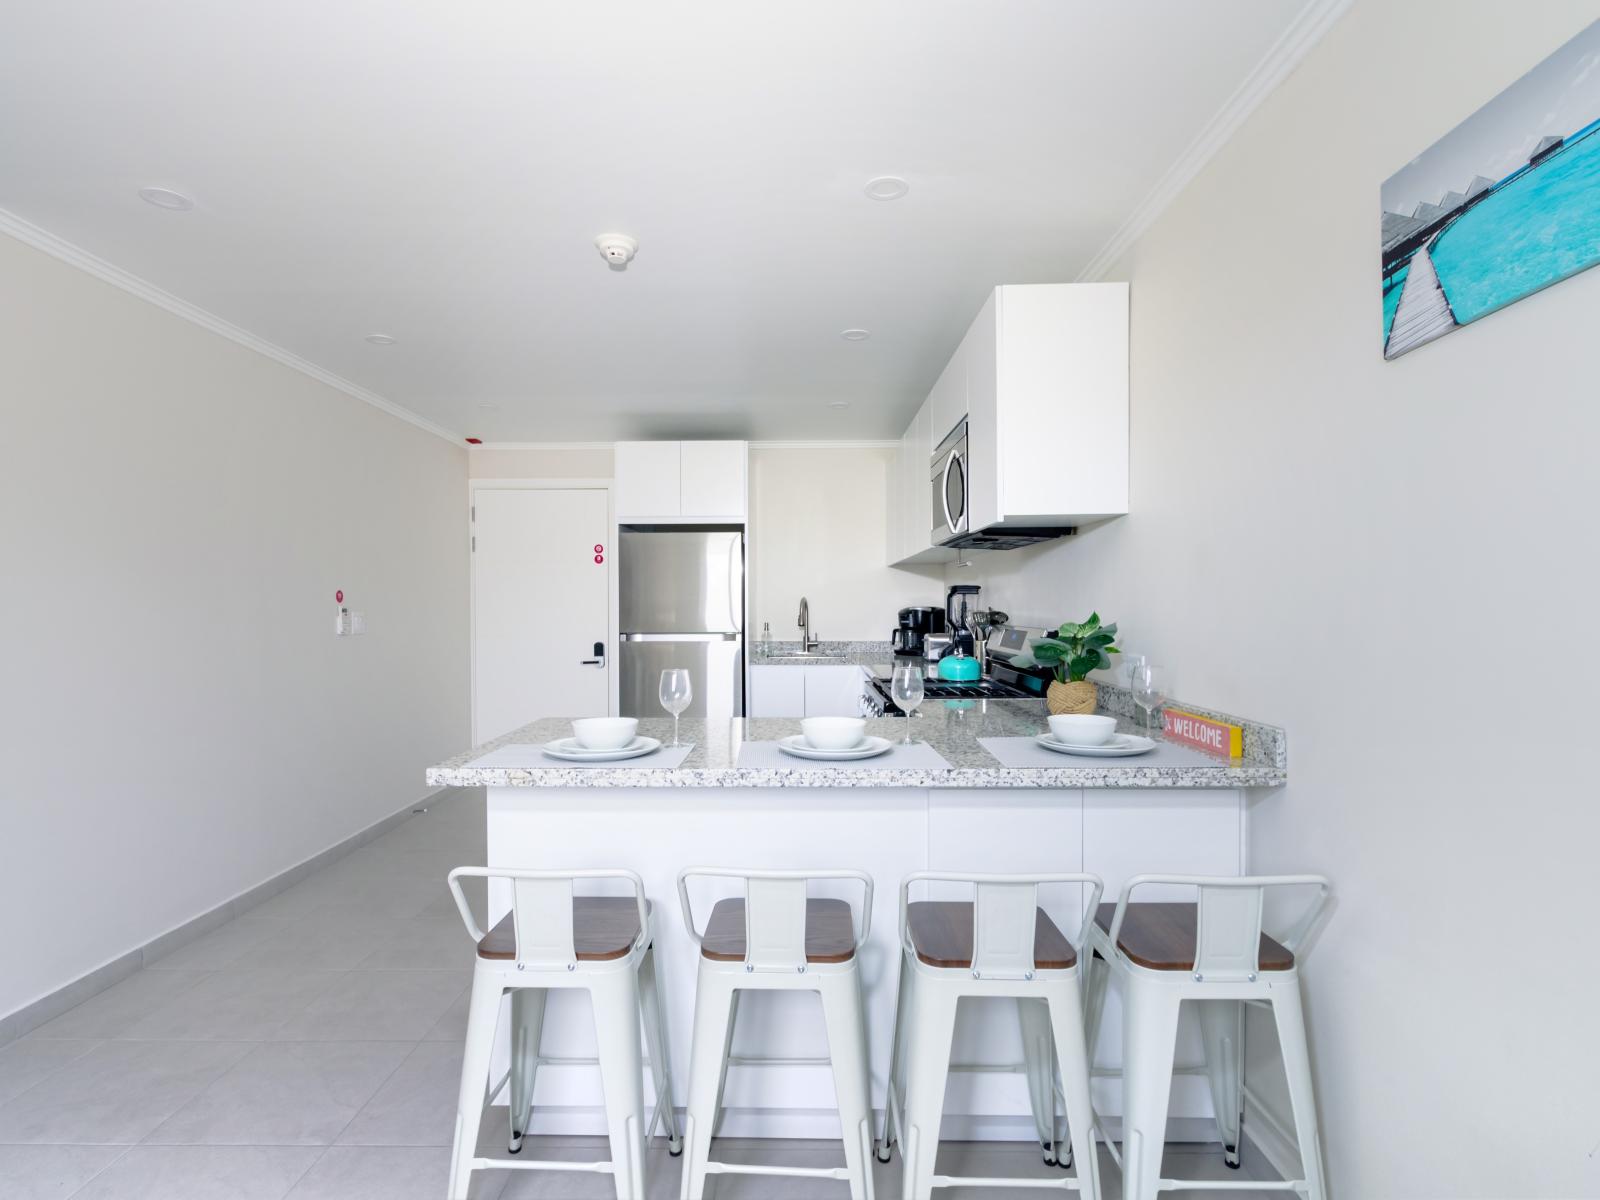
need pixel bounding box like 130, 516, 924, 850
891, 606, 946, 657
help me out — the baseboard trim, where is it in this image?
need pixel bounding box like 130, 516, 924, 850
0, 787, 461, 1047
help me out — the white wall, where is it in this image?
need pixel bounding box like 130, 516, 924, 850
749, 446, 945, 642
467, 441, 940, 644
0, 233, 470, 1020
947, 3, 1600, 1195
468, 446, 613, 479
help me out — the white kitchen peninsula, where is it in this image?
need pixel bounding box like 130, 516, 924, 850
426, 701, 1286, 1143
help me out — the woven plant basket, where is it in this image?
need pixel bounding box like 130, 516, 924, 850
1047, 680, 1098, 715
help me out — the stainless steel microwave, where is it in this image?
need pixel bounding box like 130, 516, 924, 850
930, 421, 969, 544
930, 418, 1075, 550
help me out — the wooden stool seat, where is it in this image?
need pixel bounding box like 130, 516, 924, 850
907, 900, 1078, 970
1094, 902, 1294, 972
477, 897, 651, 962
700, 896, 856, 963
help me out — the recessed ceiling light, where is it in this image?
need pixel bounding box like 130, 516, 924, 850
137, 186, 194, 211
840, 329, 871, 341
864, 176, 909, 201
364, 333, 396, 345
828, 400, 850, 409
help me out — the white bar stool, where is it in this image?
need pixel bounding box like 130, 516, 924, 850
675, 867, 877, 1200
1083, 874, 1333, 1200
443, 867, 682, 1200
877, 871, 1105, 1200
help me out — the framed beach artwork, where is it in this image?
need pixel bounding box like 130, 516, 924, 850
1381, 19, 1600, 359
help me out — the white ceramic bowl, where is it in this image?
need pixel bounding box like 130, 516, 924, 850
1048, 713, 1117, 746
800, 716, 867, 751
571, 717, 639, 750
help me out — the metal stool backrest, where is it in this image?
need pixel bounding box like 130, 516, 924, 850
676, 867, 873, 973
900, 872, 1105, 981
1105, 873, 1333, 982
446, 866, 649, 970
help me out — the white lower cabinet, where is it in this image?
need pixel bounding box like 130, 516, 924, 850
802, 665, 868, 717
747, 665, 806, 717
485, 783, 1245, 1137
747, 665, 868, 718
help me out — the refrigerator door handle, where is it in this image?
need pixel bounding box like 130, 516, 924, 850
619, 632, 739, 642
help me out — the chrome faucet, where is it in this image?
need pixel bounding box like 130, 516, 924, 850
797, 596, 820, 653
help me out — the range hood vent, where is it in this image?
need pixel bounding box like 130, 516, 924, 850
940, 525, 1076, 551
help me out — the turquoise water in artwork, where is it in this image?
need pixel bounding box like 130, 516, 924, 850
1431, 120, 1600, 324
1382, 265, 1409, 340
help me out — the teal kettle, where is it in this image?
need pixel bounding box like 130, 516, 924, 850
937, 650, 981, 682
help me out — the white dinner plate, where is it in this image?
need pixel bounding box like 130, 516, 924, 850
542, 736, 662, 762
1035, 732, 1155, 758
777, 734, 894, 761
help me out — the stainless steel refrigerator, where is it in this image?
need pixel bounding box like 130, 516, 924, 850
618, 528, 744, 720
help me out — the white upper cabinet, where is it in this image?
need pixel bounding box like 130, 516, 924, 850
886, 283, 1128, 565
679, 441, 748, 519
615, 441, 748, 522
614, 442, 681, 518
970, 283, 1128, 527
887, 397, 953, 566
927, 336, 968, 450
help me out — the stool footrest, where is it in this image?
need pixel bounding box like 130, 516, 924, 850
467, 1156, 616, 1175
724, 1054, 833, 1068
1156, 1181, 1304, 1192
929, 1173, 1084, 1191
707, 1161, 852, 1180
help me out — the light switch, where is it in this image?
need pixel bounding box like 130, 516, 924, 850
351, 612, 367, 635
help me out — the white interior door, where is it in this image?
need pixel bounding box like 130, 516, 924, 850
473, 487, 611, 741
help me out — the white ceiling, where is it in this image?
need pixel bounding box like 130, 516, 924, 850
0, 1, 1326, 442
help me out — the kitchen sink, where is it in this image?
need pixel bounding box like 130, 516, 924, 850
762, 653, 849, 663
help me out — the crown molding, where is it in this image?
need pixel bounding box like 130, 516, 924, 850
469, 441, 615, 451
472, 439, 899, 451
1076, 0, 1352, 281
0, 207, 464, 446
748, 439, 899, 450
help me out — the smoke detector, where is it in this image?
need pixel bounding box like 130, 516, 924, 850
595, 233, 638, 270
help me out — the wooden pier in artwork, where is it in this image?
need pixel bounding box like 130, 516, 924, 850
1384, 243, 1457, 358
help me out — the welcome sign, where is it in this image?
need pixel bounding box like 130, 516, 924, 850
1162, 708, 1243, 760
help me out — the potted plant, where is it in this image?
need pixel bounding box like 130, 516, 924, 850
1027, 613, 1121, 715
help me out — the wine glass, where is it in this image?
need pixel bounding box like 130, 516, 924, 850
890, 663, 925, 745
1128, 661, 1165, 732
659, 669, 692, 746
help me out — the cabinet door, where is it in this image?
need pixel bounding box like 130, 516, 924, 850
892, 419, 916, 564
927, 337, 968, 449
679, 441, 748, 519
994, 282, 1129, 521
747, 666, 806, 718
885, 429, 904, 567
614, 442, 681, 519
910, 399, 935, 557
963, 290, 1000, 531
802, 666, 867, 717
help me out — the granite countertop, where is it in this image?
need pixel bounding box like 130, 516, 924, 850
426, 696, 1287, 791
749, 641, 887, 669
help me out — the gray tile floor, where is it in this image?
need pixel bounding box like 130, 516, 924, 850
0, 791, 1281, 1199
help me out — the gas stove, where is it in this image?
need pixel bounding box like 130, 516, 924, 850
863, 625, 1053, 716
864, 675, 1034, 716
